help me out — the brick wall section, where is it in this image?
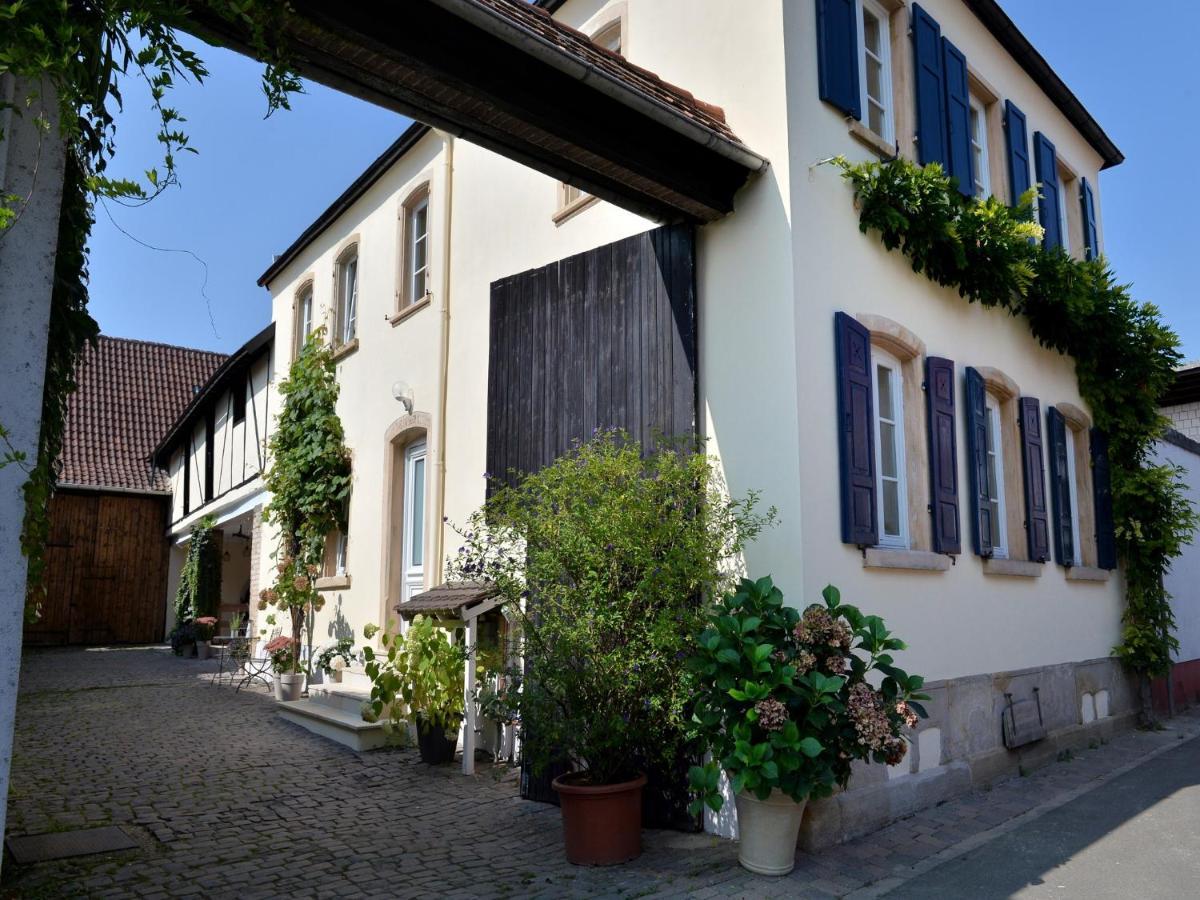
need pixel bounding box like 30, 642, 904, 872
1162, 402, 1200, 442
249, 505, 263, 610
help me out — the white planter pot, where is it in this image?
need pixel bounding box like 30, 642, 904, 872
276, 673, 305, 702
734, 789, 806, 876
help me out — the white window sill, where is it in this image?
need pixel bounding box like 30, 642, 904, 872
863, 548, 950, 572
848, 120, 898, 160
1066, 566, 1111, 583
552, 192, 599, 226
330, 338, 359, 362
982, 557, 1043, 578
388, 295, 431, 327
315, 575, 352, 591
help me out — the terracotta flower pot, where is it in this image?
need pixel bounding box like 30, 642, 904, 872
734, 789, 806, 876
552, 772, 647, 866
276, 673, 304, 702
416, 718, 458, 765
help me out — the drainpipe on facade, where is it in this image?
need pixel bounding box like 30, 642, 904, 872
431, 133, 455, 586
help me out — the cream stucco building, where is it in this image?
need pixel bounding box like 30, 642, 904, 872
172, 0, 1145, 846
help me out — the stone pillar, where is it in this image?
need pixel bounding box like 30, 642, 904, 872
0, 76, 67, 865
249, 504, 264, 618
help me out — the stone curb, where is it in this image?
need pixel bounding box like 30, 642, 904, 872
845, 722, 1200, 899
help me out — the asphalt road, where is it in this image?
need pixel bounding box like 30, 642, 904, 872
883, 735, 1200, 899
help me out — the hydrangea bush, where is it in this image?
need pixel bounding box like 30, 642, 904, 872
687, 577, 928, 813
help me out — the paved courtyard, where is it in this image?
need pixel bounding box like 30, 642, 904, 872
3, 647, 1199, 898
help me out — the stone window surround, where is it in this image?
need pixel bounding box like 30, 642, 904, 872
855, 313, 941, 572
1055, 401, 1100, 572
331, 233, 361, 350
395, 180, 433, 314
380, 411, 432, 627
291, 274, 316, 363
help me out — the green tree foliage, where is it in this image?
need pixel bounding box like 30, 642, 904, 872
174, 514, 221, 624
448, 430, 776, 786
834, 156, 1197, 678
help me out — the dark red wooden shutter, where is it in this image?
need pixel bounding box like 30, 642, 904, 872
942, 39, 973, 197
835, 312, 878, 546
964, 367, 994, 557
912, 4, 947, 167
925, 356, 960, 553
1004, 100, 1031, 206
1091, 428, 1117, 569
817, 0, 862, 119
1046, 406, 1076, 566
1019, 397, 1050, 563
1034, 132, 1063, 249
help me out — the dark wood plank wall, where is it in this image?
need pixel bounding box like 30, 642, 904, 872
486, 223, 697, 489
28, 491, 170, 645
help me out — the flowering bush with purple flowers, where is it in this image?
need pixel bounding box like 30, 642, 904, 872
687, 577, 928, 813
449, 430, 775, 787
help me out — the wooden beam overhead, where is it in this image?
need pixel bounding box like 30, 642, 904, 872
186, 0, 767, 223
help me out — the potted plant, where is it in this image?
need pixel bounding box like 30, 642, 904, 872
266, 635, 304, 701
193, 616, 218, 659
448, 431, 774, 865
688, 577, 929, 876
169, 620, 197, 657
364, 616, 465, 764
314, 638, 355, 683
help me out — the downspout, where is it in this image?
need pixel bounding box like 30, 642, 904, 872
432, 132, 455, 586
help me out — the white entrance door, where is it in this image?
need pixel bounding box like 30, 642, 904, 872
402, 440, 428, 606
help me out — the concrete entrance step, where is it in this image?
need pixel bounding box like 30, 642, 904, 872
277, 700, 388, 752
308, 684, 372, 717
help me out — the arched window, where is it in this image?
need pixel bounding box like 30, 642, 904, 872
293, 282, 314, 360
399, 184, 431, 309
335, 247, 359, 346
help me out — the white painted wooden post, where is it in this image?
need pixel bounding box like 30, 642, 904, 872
0, 76, 67, 870
463, 615, 477, 775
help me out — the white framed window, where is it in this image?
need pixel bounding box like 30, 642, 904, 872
969, 95, 990, 199
858, 0, 894, 143
402, 440, 428, 605
984, 397, 1008, 558
294, 285, 313, 359
872, 349, 908, 548
1064, 426, 1082, 564
334, 530, 348, 576
336, 250, 358, 345
401, 186, 430, 307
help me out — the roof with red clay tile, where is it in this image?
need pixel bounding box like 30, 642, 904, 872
59, 336, 227, 494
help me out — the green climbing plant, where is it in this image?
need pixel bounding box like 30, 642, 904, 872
174, 514, 221, 624
832, 155, 1197, 688
0, 1, 301, 617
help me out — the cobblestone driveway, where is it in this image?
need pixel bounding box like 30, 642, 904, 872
4, 647, 1198, 899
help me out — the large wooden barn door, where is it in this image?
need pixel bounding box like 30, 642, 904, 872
486, 224, 698, 824
486, 223, 697, 488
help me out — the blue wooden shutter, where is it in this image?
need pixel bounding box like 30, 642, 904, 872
964, 367, 993, 557
1046, 406, 1075, 565
1080, 177, 1099, 261
1091, 428, 1117, 569
1004, 100, 1031, 206
912, 4, 946, 166
836, 312, 878, 546
1018, 397, 1050, 562
925, 357, 961, 554
941, 39, 973, 197
1034, 132, 1062, 249
817, 0, 862, 119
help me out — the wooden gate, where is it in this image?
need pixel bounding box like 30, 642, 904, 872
486, 223, 697, 487
26, 491, 170, 645
486, 224, 698, 823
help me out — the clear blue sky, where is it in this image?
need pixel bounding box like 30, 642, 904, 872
88, 2, 1200, 358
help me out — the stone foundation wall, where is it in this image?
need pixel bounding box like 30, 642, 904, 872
797, 656, 1138, 850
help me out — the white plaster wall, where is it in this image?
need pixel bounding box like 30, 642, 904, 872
782, 0, 1122, 682
1155, 440, 1200, 664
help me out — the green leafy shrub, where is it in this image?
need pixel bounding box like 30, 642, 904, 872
363, 615, 466, 735
832, 156, 1197, 680
448, 430, 776, 787
687, 577, 928, 813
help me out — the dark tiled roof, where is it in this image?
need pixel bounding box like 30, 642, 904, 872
59, 336, 227, 494
396, 582, 499, 617
482, 0, 738, 142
